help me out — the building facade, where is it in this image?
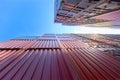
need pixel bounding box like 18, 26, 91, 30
0, 34, 120, 80
54, 0, 120, 26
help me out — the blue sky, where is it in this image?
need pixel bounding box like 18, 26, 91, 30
0, 0, 120, 41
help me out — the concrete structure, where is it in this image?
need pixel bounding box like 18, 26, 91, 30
54, 0, 120, 26
0, 34, 120, 80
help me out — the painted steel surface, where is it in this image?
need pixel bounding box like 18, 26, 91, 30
0, 34, 120, 80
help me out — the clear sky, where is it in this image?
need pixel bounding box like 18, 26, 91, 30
0, 0, 120, 41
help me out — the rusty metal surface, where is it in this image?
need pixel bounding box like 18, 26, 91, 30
0, 34, 120, 80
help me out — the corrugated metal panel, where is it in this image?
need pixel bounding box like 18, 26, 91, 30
0, 40, 35, 48
11, 36, 40, 40
60, 40, 88, 48
0, 48, 120, 80
65, 48, 120, 80
0, 34, 120, 80
31, 40, 60, 48
0, 49, 78, 80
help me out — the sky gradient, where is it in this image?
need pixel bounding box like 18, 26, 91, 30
0, 0, 120, 41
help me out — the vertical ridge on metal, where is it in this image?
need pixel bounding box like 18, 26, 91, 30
0, 34, 120, 80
